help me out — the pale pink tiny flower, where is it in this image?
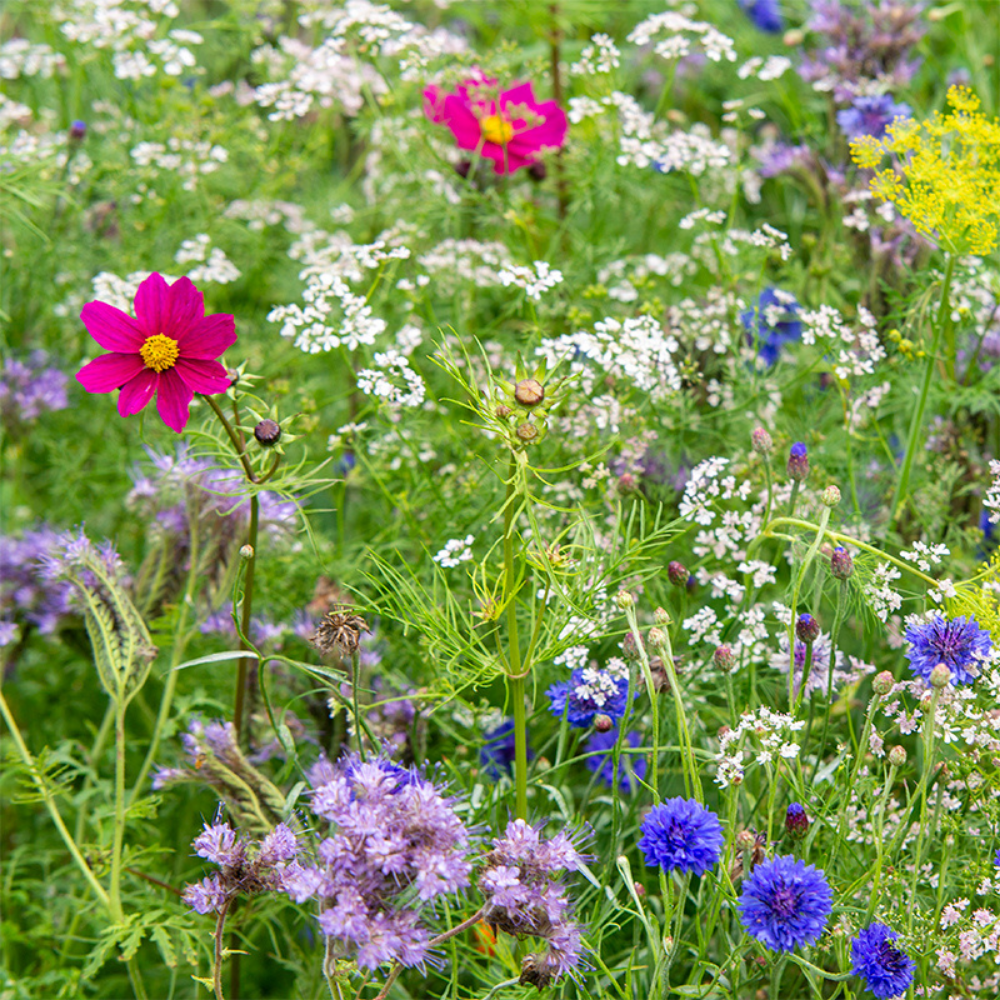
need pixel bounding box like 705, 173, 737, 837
423, 76, 568, 175
76, 273, 235, 433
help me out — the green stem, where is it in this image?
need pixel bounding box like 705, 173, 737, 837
204, 394, 256, 483
110, 696, 127, 922
886, 253, 955, 529
233, 494, 259, 748
503, 453, 528, 820
0, 686, 112, 913
351, 650, 365, 762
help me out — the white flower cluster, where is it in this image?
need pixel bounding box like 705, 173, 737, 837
847, 381, 891, 432
715, 708, 805, 788
666, 288, 740, 354
571, 661, 627, 710
224, 199, 310, 234
710, 224, 791, 263
356, 348, 426, 410
597, 252, 696, 302
497, 261, 564, 301
627, 11, 736, 64
737, 55, 792, 81
900, 541, 950, 573
130, 138, 228, 192
863, 562, 903, 621
678, 457, 730, 525
986, 459, 1000, 525
535, 314, 680, 402
0, 95, 33, 130
175, 236, 241, 285
432, 534, 475, 568
797, 305, 887, 380
569, 33, 620, 76
678, 208, 726, 231
290, 232, 410, 284
416, 240, 513, 289
0, 40, 66, 79
653, 124, 733, 177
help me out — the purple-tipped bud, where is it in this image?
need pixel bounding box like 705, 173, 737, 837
617, 472, 638, 495
622, 631, 641, 661
713, 645, 735, 672
69, 120, 87, 140
830, 546, 853, 580
653, 606, 671, 627
785, 803, 809, 840
795, 613, 820, 644
594, 714, 613, 733
751, 426, 773, 456
888, 745, 907, 767
514, 378, 545, 408
254, 418, 281, 446
735, 829, 757, 851
647, 627, 667, 650
787, 442, 809, 482
667, 560, 688, 586
872, 671, 895, 696
685, 574, 697, 593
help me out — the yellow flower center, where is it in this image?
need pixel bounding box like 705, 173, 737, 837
139, 333, 180, 372
481, 114, 513, 145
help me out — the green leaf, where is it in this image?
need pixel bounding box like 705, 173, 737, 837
174, 649, 259, 671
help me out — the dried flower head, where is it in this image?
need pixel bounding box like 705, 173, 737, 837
311, 608, 370, 657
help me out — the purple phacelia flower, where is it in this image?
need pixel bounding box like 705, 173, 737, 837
738, 855, 832, 952
638, 798, 724, 876
904, 614, 992, 687
850, 923, 916, 999
0, 352, 69, 430
836, 94, 911, 140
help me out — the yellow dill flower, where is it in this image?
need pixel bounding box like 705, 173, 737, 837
849, 86, 1000, 255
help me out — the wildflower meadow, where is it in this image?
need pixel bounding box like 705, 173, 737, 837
5, 1, 1000, 998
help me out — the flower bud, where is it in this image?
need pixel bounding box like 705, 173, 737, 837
713, 645, 735, 672
830, 546, 853, 580
594, 714, 613, 733
617, 472, 638, 496
515, 422, 538, 443
888, 745, 907, 767
633, 880, 645, 898
930, 663, 951, 689
667, 560, 688, 586
454, 160, 472, 179
751, 426, 773, 456
69, 120, 87, 140
254, 418, 282, 446
735, 829, 757, 851
795, 613, 820, 644
514, 378, 545, 408
872, 670, 895, 696
528, 160, 548, 182
787, 442, 809, 482
614, 590, 633, 610
622, 631, 641, 661
785, 803, 809, 840
495, 404, 512, 420
821, 485, 841, 507
653, 607, 671, 627
239, 544, 255, 561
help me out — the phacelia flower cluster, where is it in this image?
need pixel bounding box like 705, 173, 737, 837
904, 614, 993, 687
638, 798, 724, 876
0, 351, 68, 430
738, 855, 832, 952
183, 818, 299, 914
479, 819, 589, 985
282, 754, 472, 971
547, 662, 631, 728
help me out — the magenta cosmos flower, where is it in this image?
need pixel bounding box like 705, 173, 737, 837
423, 76, 568, 175
76, 273, 236, 433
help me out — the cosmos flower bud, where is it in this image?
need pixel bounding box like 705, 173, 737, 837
713, 645, 735, 672
667, 560, 688, 586
515, 422, 538, 443
785, 803, 809, 840
787, 442, 809, 482
888, 745, 907, 767
872, 671, 895, 696
615, 590, 633, 610
254, 419, 282, 446
830, 546, 853, 580
514, 378, 545, 407
929, 663, 951, 688
821, 485, 841, 507
594, 713, 613, 733
751, 426, 774, 455
795, 613, 820, 644
495, 404, 512, 419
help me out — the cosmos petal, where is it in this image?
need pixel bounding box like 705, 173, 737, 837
155, 369, 195, 433
80, 301, 145, 352
174, 358, 232, 394
177, 313, 237, 358
133, 273, 170, 336
76, 353, 146, 393
117, 369, 159, 418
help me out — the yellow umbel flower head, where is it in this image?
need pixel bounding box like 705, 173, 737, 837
850, 86, 1000, 255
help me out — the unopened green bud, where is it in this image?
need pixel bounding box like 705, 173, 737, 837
888, 745, 907, 767
930, 663, 951, 689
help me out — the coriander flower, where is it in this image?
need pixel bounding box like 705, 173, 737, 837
76, 273, 235, 433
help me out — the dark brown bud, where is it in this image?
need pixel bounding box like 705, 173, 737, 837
254, 418, 282, 446
454, 160, 472, 179
527, 160, 547, 181
514, 378, 545, 407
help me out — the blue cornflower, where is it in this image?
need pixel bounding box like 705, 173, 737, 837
638, 798, 724, 876
850, 923, 916, 999
904, 614, 993, 687
737, 0, 783, 34
584, 729, 647, 793
547, 665, 630, 728
994, 847, 1000, 869
741, 288, 802, 366
480, 719, 532, 779
836, 95, 911, 141
738, 855, 832, 952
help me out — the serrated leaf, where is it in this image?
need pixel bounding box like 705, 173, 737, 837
119, 922, 148, 961
151, 925, 177, 969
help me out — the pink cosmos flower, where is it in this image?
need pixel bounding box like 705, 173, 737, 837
76, 273, 236, 433
423, 77, 568, 175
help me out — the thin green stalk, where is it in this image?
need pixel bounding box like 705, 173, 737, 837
0, 686, 112, 912
812, 580, 848, 784
886, 253, 955, 529
109, 695, 127, 922
622, 603, 663, 803
351, 650, 365, 762
233, 494, 259, 747
864, 761, 899, 924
